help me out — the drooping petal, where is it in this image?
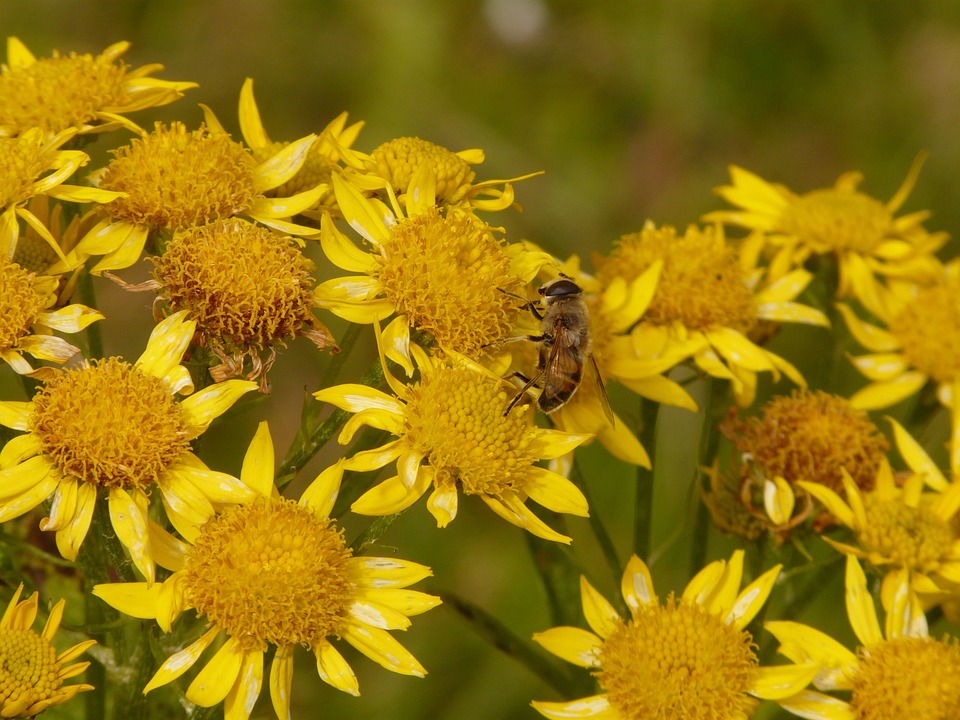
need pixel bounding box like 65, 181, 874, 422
252, 133, 317, 192
352, 473, 430, 516
750, 662, 823, 700
480, 493, 572, 544
268, 644, 293, 720
186, 636, 246, 706
621, 554, 657, 613
845, 555, 883, 648
54, 481, 96, 560
223, 647, 264, 720
426, 482, 458, 527
532, 626, 603, 668
530, 694, 616, 719
0, 401, 34, 431
764, 621, 857, 690
143, 626, 220, 693
523, 466, 589, 517
796, 481, 855, 528
92, 582, 164, 620
108, 487, 153, 583
333, 173, 391, 245
179, 380, 259, 434
888, 417, 948, 490
775, 690, 855, 720
314, 639, 359, 696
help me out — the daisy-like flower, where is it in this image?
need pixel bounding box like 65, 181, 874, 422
799, 427, 960, 602
1, 126, 123, 260
0, 311, 258, 582
204, 77, 365, 212
704, 158, 946, 314
93, 423, 440, 720
718, 389, 889, 535
0, 584, 96, 718
313, 346, 592, 544
53, 121, 326, 276
142, 218, 337, 391
531, 550, 819, 719
354, 135, 541, 213
593, 221, 828, 407
314, 172, 550, 367
768, 554, 960, 719
0, 36, 196, 137
0, 251, 102, 379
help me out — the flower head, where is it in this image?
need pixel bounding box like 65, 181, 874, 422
147, 218, 337, 391
0, 37, 196, 137
0, 584, 96, 718
94, 423, 439, 718
705, 158, 947, 313
313, 348, 592, 543
768, 555, 960, 720
0, 311, 258, 581
55, 121, 325, 275
531, 551, 817, 719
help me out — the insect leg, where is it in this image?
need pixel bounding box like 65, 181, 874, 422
503, 370, 544, 416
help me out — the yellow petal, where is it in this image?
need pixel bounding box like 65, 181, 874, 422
179, 380, 258, 433
314, 383, 405, 416
268, 644, 293, 720
92, 582, 163, 620
237, 78, 269, 146
333, 173, 391, 245
223, 648, 263, 720
0, 432, 40, 469
0, 401, 33, 431
845, 555, 883, 648
523, 466, 589, 517
848, 353, 909, 382
531, 694, 615, 719
481, 493, 572, 544
341, 439, 404, 472
135, 310, 194, 380
319, 212, 377, 273
314, 640, 359, 696
352, 474, 429, 516
348, 557, 433, 589
705, 328, 774, 372
426, 483, 458, 527
764, 621, 857, 689
797, 481, 855, 528
728, 564, 781, 630
144, 626, 220, 694
299, 461, 344, 520
253, 133, 317, 192
750, 661, 822, 700
187, 636, 245, 706
240, 421, 275, 498
55, 481, 96, 560
621, 554, 657, 613
888, 417, 948, 490
37, 303, 104, 333
775, 690, 855, 720
352, 588, 441, 618
764, 477, 795, 526
341, 623, 426, 677
531, 626, 602, 668
580, 576, 619, 639
108, 487, 153, 583
702, 550, 745, 617
835, 303, 900, 351
347, 599, 412, 630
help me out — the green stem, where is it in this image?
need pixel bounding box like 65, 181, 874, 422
524, 530, 582, 628
77, 269, 104, 359
688, 377, 728, 575
633, 399, 660, 561
570, 460, 621, 592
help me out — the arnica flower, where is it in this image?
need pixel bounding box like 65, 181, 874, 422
313, 347, 592, 544
531, 551, 818, 719
0, 36, 197, 137
593, 221, 828, 406
767, 554, 960, 720
0, 584, 96, 718
799, 424, 960, 603
0, 311, 258, 582
0, 127, 123, 260
145, 218, 337, 392
355, 135, 541, 213
314, 172, 550, 367
53, 121, 326, 276
204, 77, 365, 211
94, 423, 440, 720
0, 252, 103, 379
704, 158, 947, 314
719, 389, 890, 534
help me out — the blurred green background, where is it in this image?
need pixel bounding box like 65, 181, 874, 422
3, 1, 960, 718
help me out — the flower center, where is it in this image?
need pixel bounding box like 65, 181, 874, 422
597, 595, 757, 720
0, 257, 48, 350
859, 495, 955, 572
778, 188, 891, 254
0, 134, 54, 208
99, 122, 258, 230
852, 636, 960, 720
722, 390, 888, 495
0, 51, 126, 135
152, 219, 317, 356
0, 628, 61, 714
404, 365, 540, 496
377, 207, 522, 357
596, 223, 756, 333
371, 137, 475, 204
30, 358, 190, 489
889, 281, 960, 385
183, 499, 354, 652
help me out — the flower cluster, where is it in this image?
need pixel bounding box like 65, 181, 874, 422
0, 33, 958, 720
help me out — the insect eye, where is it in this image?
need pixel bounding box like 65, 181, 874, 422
542, 279, 581, 298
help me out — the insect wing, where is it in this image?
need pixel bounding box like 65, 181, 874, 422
539, 327, 582, 412
588, 355, 615, 427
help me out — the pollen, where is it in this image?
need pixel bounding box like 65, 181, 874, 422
376, 206, 521, 356
851, 636, 960, 720
29, 358, 189, 489
596, 223, 756, 333
859, 495, 955, 573
0, 628, 62, 717
99, 122, 258, 230
0, 49, 125, 135
722, 390, 888, 495
404, 365, 539, 496
779, 187, 892, 254
597, 595, 757, 720
152, 219, 317, 358
889, 278, 960, 385
0, 256, 47, 350
372, 137, 475, 204
0, 134, 53, 208
182, 498, 354, 652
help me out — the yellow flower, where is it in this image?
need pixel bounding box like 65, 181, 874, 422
354, 135, 541, 213
314, 172, 550, 366
54, 121, 326, 275
0, 36, 196, 137
705, 158, 946, 313
531, 551, 817, 719
146, 218, 337, 392
313, 347, 592, 543
594, 221, 828, 406
204, 77, 365, 211
0, 127, 123, 260
0, 253, 102, 379
94, 423, 439, 718
0, 584, 96, 718
0, 311, 258, 581
800, 425, 960, 602
767, 555, 960, 719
